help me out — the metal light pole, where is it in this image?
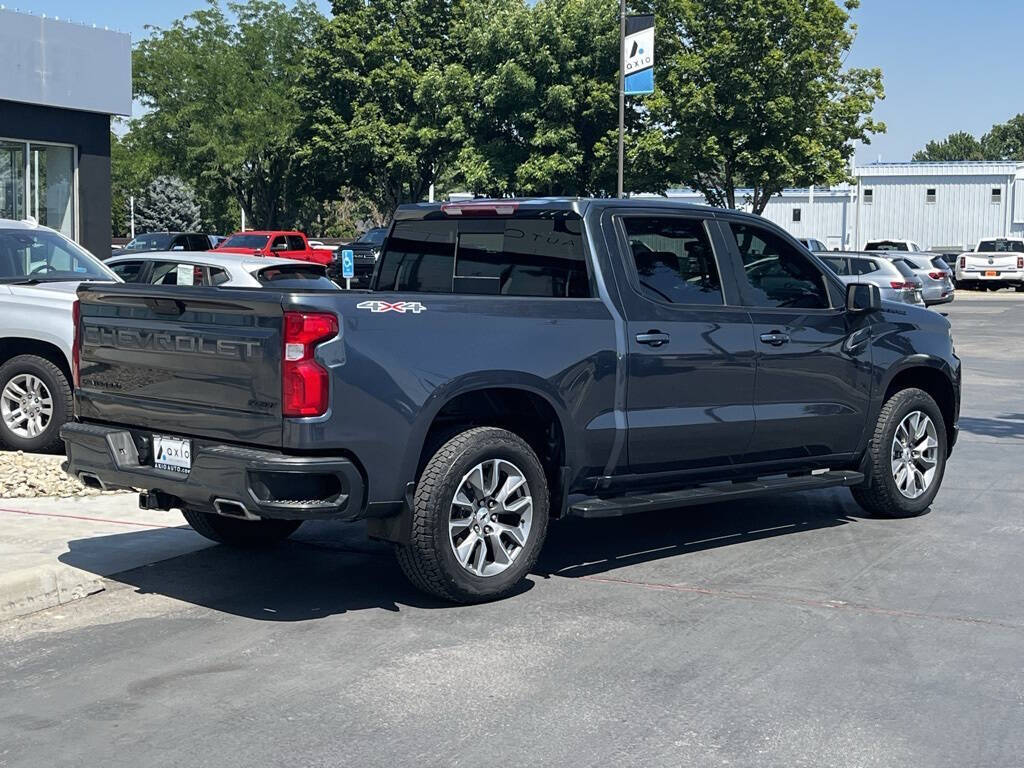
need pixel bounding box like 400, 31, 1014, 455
617, 0, 626, 198
129, 195, 135, 239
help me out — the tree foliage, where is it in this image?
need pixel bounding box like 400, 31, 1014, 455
116, 0, 889, 231
134, 175, 202, 232
914, 114, 1024, 162
642, 0, 884, 213
132, 0, 322, 230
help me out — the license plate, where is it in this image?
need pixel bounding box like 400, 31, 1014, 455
985, 270, 998, 277
153, 435, 192, 474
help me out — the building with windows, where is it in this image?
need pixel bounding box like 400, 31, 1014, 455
659, 161, 1024, 254
0, 9, 131, 256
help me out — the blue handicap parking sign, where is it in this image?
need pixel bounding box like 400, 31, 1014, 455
341, 249, 354, 279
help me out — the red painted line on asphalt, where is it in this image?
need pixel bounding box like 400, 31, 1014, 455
0, 506, 181, 530
581, 574, 1024, 631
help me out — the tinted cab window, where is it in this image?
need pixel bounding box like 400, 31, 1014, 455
376, 215, 589, 297
110, 261, 144, 282
622, 216, 723, 305
729, 223, 830, 309
286, 235, 307, 251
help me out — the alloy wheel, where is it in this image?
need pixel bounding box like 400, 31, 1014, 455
448, 459, 533, 577
890, 410, 939, 499
1, 374, 54, 439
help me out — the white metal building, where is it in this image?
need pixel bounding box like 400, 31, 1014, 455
661, 161, 1024, 253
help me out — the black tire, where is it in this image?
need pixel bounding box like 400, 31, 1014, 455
395, 427, 549, 603
181, 508, 302, 547
0, 354, 72, 453
851, 387, 948, 518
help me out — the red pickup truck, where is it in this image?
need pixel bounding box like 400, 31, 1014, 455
215, 230, 331, 266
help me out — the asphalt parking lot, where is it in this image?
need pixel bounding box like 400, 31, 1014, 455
2, 292, 1023, 768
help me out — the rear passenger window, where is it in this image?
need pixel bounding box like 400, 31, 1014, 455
209, 268, 229, 285
110, 261, 143, 281
150, 262, 202, 286
820, 256, 849, 275
729, 223, 830, 309
376, 216, 589, 297
851, 259, 880, 276
287, 235, 306, 251
622, 217, 723, 305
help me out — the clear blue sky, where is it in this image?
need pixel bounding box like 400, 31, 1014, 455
13, 0, 1024, 163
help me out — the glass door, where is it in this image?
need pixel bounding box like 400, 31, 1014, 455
0, 140, 26, 221
30, 144, 75, 238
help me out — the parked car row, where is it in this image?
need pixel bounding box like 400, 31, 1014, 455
111, 227, 391, 289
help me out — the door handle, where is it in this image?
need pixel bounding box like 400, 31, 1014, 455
636, 331, 671, 347
759, 331, 790, 347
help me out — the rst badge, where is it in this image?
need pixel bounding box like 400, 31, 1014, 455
356, 300, 427, 314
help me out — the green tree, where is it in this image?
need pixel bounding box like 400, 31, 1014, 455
297, 0, 473, 217
450, 0, 668, 197
912, 131, 986, 162
982, 113, 1024, 160
134, 176, 203, 231
132, 0, 322, 230
643, 0, 884, 213
110, 128, 165, 236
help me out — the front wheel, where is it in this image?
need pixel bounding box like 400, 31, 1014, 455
395, 427, 549, 603
851, 388, 948, 518
181, 508, 302, 547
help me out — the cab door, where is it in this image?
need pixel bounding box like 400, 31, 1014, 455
720, 218, 872, 462
607, 211, 758, 480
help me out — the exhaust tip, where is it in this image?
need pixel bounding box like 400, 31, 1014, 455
78, 472, 105, 491
213, 498, 259, 521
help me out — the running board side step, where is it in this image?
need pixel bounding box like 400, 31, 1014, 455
567, 470, 864, 519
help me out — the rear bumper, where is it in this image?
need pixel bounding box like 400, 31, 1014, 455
61, 422, 366, 521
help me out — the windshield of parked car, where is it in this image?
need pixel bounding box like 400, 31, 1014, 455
0, 228, 116, 283
222, 234, 270, 249
355, 229, 387, 245
978, 239, 1024, 253
865, 241, 908, 251
123, 233, 175, 251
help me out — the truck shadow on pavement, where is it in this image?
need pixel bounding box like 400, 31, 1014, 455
58, 489, 868, 620
536, 489, 863, 580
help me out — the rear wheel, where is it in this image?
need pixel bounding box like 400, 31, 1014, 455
0, 354, 72, 453
851, 388, 947, 518
395, 427, 549, 603
181, 508, 302, 547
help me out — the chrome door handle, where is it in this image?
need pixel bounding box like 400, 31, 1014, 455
759, 332, 790, 346
636, 332, 670, 347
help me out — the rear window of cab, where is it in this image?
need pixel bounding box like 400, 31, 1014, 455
375, 215, 590, 298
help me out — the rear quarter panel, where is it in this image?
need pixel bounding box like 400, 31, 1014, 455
286, 293, 617, 509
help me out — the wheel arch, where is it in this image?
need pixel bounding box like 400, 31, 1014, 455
879, 358, 957, 450
403, 376, 576, 513
0, 337, 72, 383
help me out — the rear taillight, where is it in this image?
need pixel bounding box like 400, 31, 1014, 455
960, 256, 966, 269
928, 271, 945, 280
890, 281, 914, 290
1017, 257, 1023, 269
282, 311, 338, 418
71, 299, 81, 389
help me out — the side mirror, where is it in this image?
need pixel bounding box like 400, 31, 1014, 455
847, 283, 881, 313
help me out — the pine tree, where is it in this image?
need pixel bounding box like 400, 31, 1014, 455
134, 175, 202, 232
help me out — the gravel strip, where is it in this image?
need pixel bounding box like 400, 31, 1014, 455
0, 450, 129, 499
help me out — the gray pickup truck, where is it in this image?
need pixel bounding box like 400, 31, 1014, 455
63, 198, 961, 602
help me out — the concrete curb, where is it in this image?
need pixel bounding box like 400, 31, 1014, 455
0, 564, 105, 621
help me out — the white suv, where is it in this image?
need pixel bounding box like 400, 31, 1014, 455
955, 238, 1024, 292
0, 219, 117, 451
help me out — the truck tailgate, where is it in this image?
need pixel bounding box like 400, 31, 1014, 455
76, 284, 285, 446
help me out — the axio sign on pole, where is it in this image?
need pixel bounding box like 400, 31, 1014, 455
623, 14, 654, 95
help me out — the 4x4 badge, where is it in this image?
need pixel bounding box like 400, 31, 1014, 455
356, 300, 427, 314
